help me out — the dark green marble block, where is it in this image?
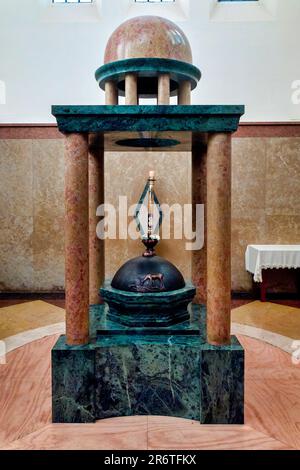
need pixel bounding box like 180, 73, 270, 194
200, 338, 244, 425
52, 305, 244, 425
100, 281, 196, 328
52, 105, 245, 134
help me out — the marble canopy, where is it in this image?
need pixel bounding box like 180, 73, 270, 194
51, 103, 245, 424
51, 102, 245, 347
52, 105, 244, 147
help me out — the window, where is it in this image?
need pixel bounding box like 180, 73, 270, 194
128, 0, 186, 22
210, 0, 277, 22
135, 1, 175, 3
52, 1, 93, 4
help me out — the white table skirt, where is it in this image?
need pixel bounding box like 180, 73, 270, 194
245, 245, 300, 283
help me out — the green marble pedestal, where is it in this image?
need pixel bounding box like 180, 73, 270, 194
52, 304, 244, 424
100, 281, 196, 327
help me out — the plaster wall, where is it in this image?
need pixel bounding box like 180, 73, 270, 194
0, 0, 299, 122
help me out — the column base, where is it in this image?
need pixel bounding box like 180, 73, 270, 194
200, 337, 244, 424
52, 305, 244, 424
52, 343, 95, 423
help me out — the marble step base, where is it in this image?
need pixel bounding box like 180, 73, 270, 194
52, 305, 244, 425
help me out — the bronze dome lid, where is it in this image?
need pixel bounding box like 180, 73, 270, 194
111, 255, 185, 293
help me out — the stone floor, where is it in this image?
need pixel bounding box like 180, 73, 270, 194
1, 298, 300, 350
0, 297, 299, 449
0, 333, 299, 449
1, 297, 300, 310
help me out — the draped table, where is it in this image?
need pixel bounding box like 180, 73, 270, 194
245, 245, 300, 301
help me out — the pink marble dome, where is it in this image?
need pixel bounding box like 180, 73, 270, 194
104, 16, 193, 65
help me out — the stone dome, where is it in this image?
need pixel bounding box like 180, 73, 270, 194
111, 255, 185, 293
104, 16, 193, 65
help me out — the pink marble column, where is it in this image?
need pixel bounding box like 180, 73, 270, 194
178, 81, 191, 105
125, 73, 138, 105
206, 133, 232, 346
158, 74, 170, 105
192, 138, 207, 304
105, 81, 118, 105
65, 133, 89, 346
89, 134, 104, 305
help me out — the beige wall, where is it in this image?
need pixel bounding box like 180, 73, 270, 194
0, 135, 299, 293
232, 137, 300, 291
0, 139, 65, 292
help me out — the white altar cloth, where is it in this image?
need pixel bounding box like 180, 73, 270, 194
245, 245, 300, 283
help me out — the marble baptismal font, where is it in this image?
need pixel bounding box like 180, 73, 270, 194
52, 16, 245, 424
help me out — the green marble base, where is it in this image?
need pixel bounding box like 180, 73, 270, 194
200, 338, 244, 425
100, 281, 196, 327
52, 305, 244, 424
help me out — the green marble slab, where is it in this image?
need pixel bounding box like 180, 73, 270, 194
200, 337, 245, 425
94, 341, 201, 421
89, 303, 206, 340
95, 57, 202, 96
100, 281, 196, 327
52, 105, 244, 134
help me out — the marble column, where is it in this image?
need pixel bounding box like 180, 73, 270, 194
105, 80, 118, 105
125, 73, 138, 105
89, 134, 104, 305
206, 133, 231, 346
192, 137, 207, 304
178, 81, 191, 105
158, 74, 170, 105
65, 133, 89, 346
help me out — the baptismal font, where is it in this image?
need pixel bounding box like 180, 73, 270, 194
52, 15, 245, 424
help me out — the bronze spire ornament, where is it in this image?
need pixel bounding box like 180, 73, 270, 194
112, 171, 185, 294
134, 170, 162, 258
